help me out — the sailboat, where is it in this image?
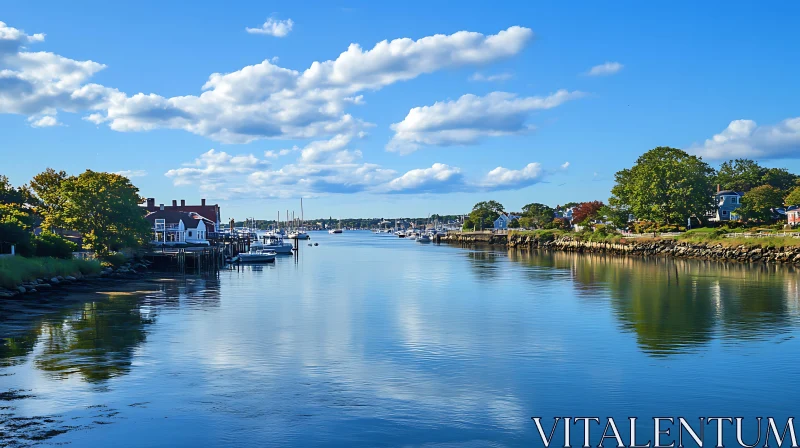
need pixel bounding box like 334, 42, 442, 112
289, 198, 310, 239
329, 219, 343, 234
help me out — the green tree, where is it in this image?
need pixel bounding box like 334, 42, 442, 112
60, 170, 150, 255
462, 217, 475, 231
521, 202, 555, 228
469, 200, 504, 230
785, 187, 800, 207
610, 147, 715, 224
598, 205, 630, 229
509, 218, 521, 228
740, 185, 783, 222
30, 168, 69, 233
760, 168, 799, 195
715, 159, 763, 192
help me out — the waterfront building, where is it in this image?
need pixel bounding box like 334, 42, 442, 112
708, 189, 743, 221
493, 213, 521, 230
143, 198, 221, 232
145, 209, 214, 245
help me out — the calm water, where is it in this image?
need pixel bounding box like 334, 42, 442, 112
2, 231, 800, 446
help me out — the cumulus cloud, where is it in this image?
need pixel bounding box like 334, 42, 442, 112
382, 163, 464, 194
560, 161, 570, 169
246, 18, 294, 37
480, 163, 543, 190
165, 149, 271, 186
586, 61, 623, 76
0, 21, 112, 119
387, 90, 584, 153
469, 72, 513, 82
0, 20, 534, 143
113, 169, 147, 178
27, 114, 59, 127
690, 117, 800, 160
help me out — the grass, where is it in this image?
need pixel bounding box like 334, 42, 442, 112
0, 256, 102, 290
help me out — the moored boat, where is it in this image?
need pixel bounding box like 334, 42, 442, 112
239, 249, 277, 263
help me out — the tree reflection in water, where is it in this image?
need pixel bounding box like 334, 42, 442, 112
0, 276, 220, 382
508, 250, 800, 356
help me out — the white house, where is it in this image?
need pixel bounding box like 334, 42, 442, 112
493, 213, 521, 229
145, 210, 213, 245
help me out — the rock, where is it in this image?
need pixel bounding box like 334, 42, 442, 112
27, 288, 37, 293
36, 283, 52, 290
56, 276, 64, 282
65, 275, 77, 282
17, 286, 26, 294
50, 277, 60, 284
0, 291, 13, 298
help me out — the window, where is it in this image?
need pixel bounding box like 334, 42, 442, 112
731, 197, 738, 204
722, 210, 728, 216
188, 231, 193, 237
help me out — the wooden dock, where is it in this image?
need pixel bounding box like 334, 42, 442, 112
144, 246, 223, 272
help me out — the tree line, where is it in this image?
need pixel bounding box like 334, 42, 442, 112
466, 147, 800, 231
0, 169, 150, 258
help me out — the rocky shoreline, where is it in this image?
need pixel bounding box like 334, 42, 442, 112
0, 260, 151, 298
440, 233, 800, 265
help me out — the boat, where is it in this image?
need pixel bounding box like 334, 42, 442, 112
261, 235, 294, 254
328, 228, 343, 234
238, 249, 276, 263
396, 231, 406, 238
289, 230, 310, 239
417, 234, 431, 243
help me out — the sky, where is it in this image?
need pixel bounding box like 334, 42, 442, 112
1, 1, 799, 220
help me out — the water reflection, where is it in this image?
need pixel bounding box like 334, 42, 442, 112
0, 276, 220, 382
508, 250, 800, 355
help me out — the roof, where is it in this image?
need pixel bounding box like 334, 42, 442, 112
716, 190, 743, 196
143, 203, 220, 224
145, 210, 213, 229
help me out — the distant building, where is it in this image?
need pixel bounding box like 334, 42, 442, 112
787, 207, 800, 226
143, 198, 220, 232
708, 190, 743, 221
145, 209, 214, 245
493, 213, 521, 229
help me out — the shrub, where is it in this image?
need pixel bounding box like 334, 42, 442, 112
0, 257, 101, 289
101, 252, 127, 268
32, 232, 77, 259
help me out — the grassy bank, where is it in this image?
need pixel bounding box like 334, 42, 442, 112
0, 257, 102, 289
509, 229, 624, 243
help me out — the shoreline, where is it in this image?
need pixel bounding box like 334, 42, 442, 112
0, 260, 152, 298
440, 232, 800, 265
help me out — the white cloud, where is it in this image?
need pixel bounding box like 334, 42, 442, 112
27, 115, 59, 127
0, 21, 112, 119
387, 90, 584, 153
113, 169, 147, 178
382, 163, 464, 194
0, 20, 535, 144
586, 61, 623, 76
469, 72, 513, 82
246, 18, 294, 37
560, 161, 570, 169
480, 163, 543, 190
165, 149, 271, 186
690, 117, 800, 160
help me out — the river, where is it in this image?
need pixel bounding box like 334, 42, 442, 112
1, 231, 799, 446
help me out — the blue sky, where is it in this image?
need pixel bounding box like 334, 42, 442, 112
1, 1, 799, 220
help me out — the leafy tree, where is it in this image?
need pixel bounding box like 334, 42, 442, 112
0, 176, 35, 253
572, 201, 605, 224
548, 217, 572, 230
509, 218, 520, 228
610, 147, 715, 224
785, 187, 800, 207
715, 159, 763, 192
462, 217, 475, 231
60, 170, 150, 255
760, 168, 799, 195
740, 185, 784, 222
469, 200, 504, 230
518, 217, 534, 229
521, 202, 555, 228
33, 231, 77, 259
598, 205, 630, 229
30, 168, 68, 233
561, 202, 580, 209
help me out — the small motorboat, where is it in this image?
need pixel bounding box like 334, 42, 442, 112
417, 235, 431, 243
238, 249, 277, 263
289, 230, 310, 239
314, 243, 319, 246
328, 228, 343, 234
